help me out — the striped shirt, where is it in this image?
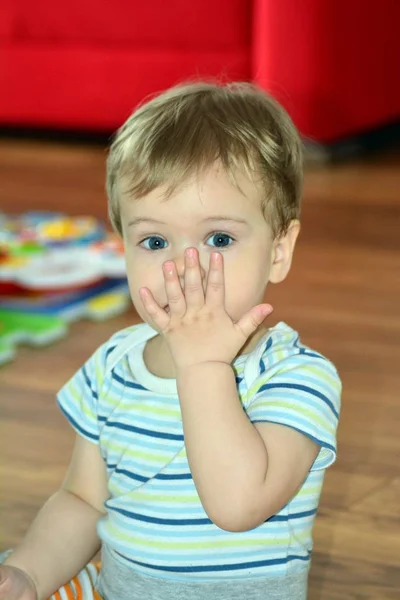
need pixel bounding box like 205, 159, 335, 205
57, 322, 341, 582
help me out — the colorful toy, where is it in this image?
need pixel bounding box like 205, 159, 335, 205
0, 310, 67, 365
0, 212, 125, 294
0, 211, 104, 255
0, 246, 125, 294
0, 212, 130, 365
0, 278, 129, 316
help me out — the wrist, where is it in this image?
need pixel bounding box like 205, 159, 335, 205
176, 360, 233, 380
21, 568, 39, 600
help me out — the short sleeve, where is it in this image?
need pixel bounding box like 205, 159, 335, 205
246, 355, 341, 471
56, 340, 111, 444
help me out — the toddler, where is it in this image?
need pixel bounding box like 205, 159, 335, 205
0, 81, 341, 600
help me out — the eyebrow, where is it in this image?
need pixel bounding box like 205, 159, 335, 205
128, 216, 249, 227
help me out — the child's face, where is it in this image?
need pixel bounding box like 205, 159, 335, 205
120, 164, 299, 329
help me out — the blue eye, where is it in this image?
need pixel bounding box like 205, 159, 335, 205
206, 232, 234, 248
140, 236, 167, 251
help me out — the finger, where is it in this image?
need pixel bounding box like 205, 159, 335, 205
139, 287, 170, 330
0, 565, 11, 584
0, 574, 11, 594
205, 252, 225, 309
0, 567, 17, 596
235, 304, 274, 340
163, 261, 186, 317
184, 248, 205, 312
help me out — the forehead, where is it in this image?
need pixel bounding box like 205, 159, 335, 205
121, 164, 265, 223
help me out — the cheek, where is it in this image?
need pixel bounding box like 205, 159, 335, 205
223, 256, 270, 314
125, 252, 162, 304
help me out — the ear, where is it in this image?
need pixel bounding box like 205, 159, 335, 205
269, 220, 300, 284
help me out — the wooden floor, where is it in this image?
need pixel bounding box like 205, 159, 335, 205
0, 139, 399, 599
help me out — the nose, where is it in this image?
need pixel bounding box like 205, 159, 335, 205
174, 249, 206, 285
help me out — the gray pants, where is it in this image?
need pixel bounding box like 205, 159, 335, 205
98, 544, 308, 600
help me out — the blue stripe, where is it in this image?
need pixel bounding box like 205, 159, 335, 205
57, 399, 99, 442
114, 468, 149, 482
268, 508, 316, 521
110, 544, 292, 563
112, 546, 285, 563
106, 412, 183, 431
259, 338, 273, 374
252, 420, 336, 455
299, 350, 325, 359
279, 372, 337, 397
82, 365, 91, 388
265, 337, 273, 352
81, 366, 98, 400
109, 514, 292, 538
115, 552, 310, 573
257, 382, 339, 419
293, 338, 325, 360
105, 345, 116, 360
156, 472, 192, 480
107, 465, 192, 482
108, 507, 212, 526
111, 468, 193, 484
112, 370, 148, 391
106, 421, 184, 441
107, 506, 316, 526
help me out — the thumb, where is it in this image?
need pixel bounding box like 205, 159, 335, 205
235, 303, 273, 339
0, 566, 12, 593
0, 565, 8, 583
0, 565, 37, 599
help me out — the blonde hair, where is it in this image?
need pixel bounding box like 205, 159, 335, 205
106, 81, 303, 238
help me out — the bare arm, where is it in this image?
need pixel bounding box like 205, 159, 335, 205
4, 434, 109, 600
177, 362, 319, 532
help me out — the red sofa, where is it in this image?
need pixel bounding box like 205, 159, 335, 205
1, 0, 399, 143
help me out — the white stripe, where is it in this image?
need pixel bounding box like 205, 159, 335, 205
77, 567, 96, 599
86, 562, 100, 588
56, 586, 70, 600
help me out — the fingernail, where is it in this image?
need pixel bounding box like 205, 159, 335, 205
185, 248, 196, 259
163, 261, 174, 273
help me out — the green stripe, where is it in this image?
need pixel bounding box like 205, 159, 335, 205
296, 484, 321, 497
126, 491, 200, 503
117, 402, 181, 419
305, 366, 341, 389
68, 383, 94, 421
249, 399, 334, 432
103, 441, 185, 463
105, 522, 309, 549
247, 363, 340, 399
